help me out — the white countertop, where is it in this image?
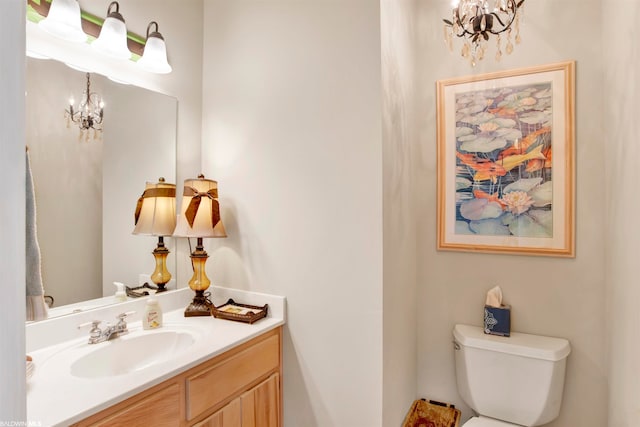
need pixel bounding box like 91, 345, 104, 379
26, 287, 285, 426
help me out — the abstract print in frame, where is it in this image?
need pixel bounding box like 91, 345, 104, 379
436, 61, 575, 257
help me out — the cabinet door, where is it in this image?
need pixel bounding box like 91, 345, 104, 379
194, 398, 241, 427
240, 373, 280, 427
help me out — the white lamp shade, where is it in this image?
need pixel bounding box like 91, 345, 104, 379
92, 12, 131, 59
174, 177, 227, 238
133, 180, 177, 236
38, 0, 86, 43
138, 35, 172, 74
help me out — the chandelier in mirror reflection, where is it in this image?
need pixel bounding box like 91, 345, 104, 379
66, 72, 104, 140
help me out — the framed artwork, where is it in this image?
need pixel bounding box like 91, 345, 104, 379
436, 61, 575, 257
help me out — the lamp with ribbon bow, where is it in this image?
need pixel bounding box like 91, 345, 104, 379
173, 174, 227, 316
132, 177, 177, 293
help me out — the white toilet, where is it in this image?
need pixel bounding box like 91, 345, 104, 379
453, 324, 571, 427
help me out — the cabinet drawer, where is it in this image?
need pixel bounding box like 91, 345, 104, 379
77, 382, 181, 427
186, 334, 280, 420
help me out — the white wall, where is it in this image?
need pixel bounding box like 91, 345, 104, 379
381, 0, 418, 424
0, 0, 26, 421
415, 1, 608, 426
603, 1, 640, 425
200, 1, 384, 425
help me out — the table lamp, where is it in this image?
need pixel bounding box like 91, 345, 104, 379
133, 177, 177, 293
173, 174, 227, 316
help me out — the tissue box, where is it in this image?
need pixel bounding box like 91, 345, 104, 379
484, 305, 511, 337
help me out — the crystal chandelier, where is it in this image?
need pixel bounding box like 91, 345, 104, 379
443, 0, 525, 66
66, 72, 104, 138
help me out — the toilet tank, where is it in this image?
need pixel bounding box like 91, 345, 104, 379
453, 324, 571, 426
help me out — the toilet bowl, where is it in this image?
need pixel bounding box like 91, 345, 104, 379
453, 324, 571, 427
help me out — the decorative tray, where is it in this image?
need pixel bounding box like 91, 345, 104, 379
211, 298, 268, 324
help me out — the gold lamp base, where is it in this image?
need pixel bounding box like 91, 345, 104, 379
184, 238, 213, 317
150, 236, 172, 293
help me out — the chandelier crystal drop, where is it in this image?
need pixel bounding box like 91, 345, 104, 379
444, 0, 525, 66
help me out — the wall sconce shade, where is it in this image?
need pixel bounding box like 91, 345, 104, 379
38, 0, 86, 43
133, 178, 177, 292
91, 1, 131, 60
174, 175, 227, 316
137, 22, 172, 74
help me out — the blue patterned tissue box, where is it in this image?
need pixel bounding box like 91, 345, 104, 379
484, 305, 511, 337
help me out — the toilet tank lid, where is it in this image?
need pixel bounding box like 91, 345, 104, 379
453, 324, 571, 361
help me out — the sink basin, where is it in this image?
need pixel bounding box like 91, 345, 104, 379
69, 329, 196, 378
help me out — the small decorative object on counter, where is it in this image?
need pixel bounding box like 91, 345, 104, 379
143, 298, 163, 330
126, 282, 158, 298
211, 299, 268, 324
484, 285, 511, 337
402, 398, 460, 427
113, 282, 127, 302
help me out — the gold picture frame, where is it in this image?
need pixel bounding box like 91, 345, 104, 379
436, 61, 575, 257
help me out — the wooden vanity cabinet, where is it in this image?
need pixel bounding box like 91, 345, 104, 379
73, 327, 282, 427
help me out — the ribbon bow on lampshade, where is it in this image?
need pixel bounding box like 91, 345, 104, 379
183, 186, 220, 229
173, 176, 227, 239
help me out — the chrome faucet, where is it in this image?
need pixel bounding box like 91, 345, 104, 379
78, 311, 135, 344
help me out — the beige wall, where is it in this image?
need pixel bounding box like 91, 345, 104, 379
603, 1, 640, 426
381, 0, 419, 424
415, 1, 608, 426
200, 1, 384, 425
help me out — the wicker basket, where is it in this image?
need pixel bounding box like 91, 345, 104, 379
402, 399, 460, 427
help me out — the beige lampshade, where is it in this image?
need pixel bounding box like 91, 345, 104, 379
173, 176, 227, 238
133, 178, 177, 236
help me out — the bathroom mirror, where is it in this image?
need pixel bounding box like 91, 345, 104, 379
26, 57, 177, 320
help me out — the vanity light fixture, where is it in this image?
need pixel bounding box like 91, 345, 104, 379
443, 0, 525, 66
91, 1, 131, 60
133, 178, 177, 293
38, 0, 86, 43
66, 72, 104, 134
173, 175, 227, 317
137, 22, 172, 74
28, 0, 172, 74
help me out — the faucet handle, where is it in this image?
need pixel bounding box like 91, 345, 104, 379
78, 320, 102, 343
116, 311, 136, 320
78, 320, 102, 330
115, 311, 136, 334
